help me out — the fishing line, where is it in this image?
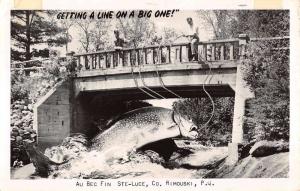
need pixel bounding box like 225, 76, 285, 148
137, 56, 166, 99
123, 31, 160, 99
155, 35, 184, 99
130, 58, 157, 99
197, 44, 215, 128
157, 34, 215, 128
132, 48, 162, 99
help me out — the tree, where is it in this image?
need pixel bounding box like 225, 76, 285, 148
243, 40, 289, 141
91, 20, 112, 51
197, 10, 237, 39
11, 10, 67, 61
197, 10, 289, 40
76, 18, 111, 53
116, 15, 156, 48
76, 19, 94, 53
58, 19, 75, 53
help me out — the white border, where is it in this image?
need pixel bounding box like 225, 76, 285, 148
1, 0, 300, 190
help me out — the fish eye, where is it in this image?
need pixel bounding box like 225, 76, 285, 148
190, 126, 197, 132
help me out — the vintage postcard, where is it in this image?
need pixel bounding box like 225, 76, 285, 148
0, 0, 300, 190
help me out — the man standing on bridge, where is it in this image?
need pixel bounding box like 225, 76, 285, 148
113, 30, 129, 67
184, 17, 199, 61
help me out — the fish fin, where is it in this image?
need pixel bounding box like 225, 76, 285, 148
167, 123, 178, 129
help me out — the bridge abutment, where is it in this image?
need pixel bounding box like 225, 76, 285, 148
34, 80, 72, 151
226, 64, 254, 165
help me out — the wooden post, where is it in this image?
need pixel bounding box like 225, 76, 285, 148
144, 48, 148, 65
229, 43, 234, 60
158, 48, 162, 64
211, 44, 216, 61
152, 48, 156, 64
111, 53, 114, 68
98, 54, 101, 69
202, 44, 207, 61
77, 56, 81, 70
128, 51, 132, 66
179, 45, 182, 62
84, 55, 89, 70
167, 46, 171, 63
220, 44, 225, 60
91, 55, 95, 69
103, 53, 107, 69
136, 50, 140, 65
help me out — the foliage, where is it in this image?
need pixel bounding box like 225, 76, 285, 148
196, 10, 290, 143
76, 17, 112, 52
198, 10, 289, 39
10, 57, 74, 103
116, 15, 156, 48
243, 41, 289, 141
11, 10, 67, 61
173, 97, 234, 146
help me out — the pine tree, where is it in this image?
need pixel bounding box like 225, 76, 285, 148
11, 10, 67, 61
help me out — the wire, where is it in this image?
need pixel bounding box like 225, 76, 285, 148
129, 55, 158, 99
138, 62, 166, 99
155, 35, 184, 99
157, 35, 215, 128
198, 45, 215, 127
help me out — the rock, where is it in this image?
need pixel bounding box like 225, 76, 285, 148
249, 140, 289, 157
16, 136, 23, 142
24, 127, 32, 132
22, 110, 29, 114
144, 150, 165, 164
170, 147, 228, 169
11, 131, 19, 137
12, 127, 19, 132
28, 104, 33, 111
239, 141, 255, 159
14, 120, 22, 127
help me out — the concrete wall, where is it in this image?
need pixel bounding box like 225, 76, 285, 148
74, 62, 238, 97
33, 80, 71, 151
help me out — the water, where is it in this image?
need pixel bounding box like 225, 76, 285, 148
43, 137, 227, 179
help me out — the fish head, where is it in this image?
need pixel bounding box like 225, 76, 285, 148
173, 112, 198, 139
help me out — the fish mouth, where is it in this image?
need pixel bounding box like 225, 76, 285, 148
184, 130, 198, 139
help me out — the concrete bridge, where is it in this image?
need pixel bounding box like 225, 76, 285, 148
32, 35, 289, 164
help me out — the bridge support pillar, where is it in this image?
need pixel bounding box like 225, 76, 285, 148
226, 64, 254, 165
34, 80, 72, 151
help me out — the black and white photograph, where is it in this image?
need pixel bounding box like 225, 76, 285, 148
8, 9, 291, 180
1, 0, 299, 190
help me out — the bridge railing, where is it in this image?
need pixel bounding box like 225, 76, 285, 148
11, 35, 289, 73
73, 38, 244, 71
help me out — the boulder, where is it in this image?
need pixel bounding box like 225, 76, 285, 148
11, 131, 19, 137
16, 136, 23, 142
239, 141, 255, 159
249, 140, 289, 157
28, 104, 33, 111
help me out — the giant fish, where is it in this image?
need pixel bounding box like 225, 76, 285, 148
91, 106, 198, 160
16, 106, 198, 178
